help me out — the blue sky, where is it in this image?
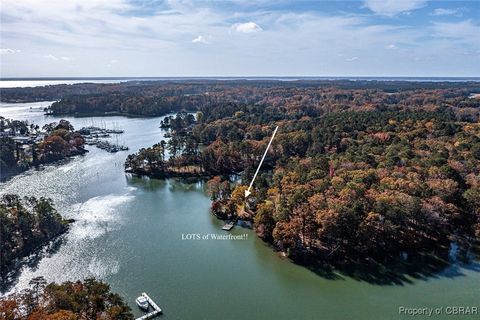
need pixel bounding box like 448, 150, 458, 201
0, 0, 479, 77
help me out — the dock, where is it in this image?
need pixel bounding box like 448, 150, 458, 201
135, 292, 162, 320
222, 222, 235, 231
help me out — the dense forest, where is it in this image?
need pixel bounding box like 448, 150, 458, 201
0, 118, 86, 180
1, 80, 479, 118
0, 277, 133, 320
2, 80, 480, 103
125, 82, 480, 267
0, 195, 72, 276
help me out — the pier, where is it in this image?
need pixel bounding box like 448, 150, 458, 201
222, 222, 235, 231
135, 293, 162, 320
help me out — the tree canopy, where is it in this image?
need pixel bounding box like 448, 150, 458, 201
124, 81, 480, 266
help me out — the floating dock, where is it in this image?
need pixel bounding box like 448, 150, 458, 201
222, 222, 235, 231
135, 292, 162, 320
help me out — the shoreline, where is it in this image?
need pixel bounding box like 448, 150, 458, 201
0, 219, 74, 286
124, 168, 480, 276
125, 168, 213, 179
0, 150, 88, 182
45, 111, 156, 118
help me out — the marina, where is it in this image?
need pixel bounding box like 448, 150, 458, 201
80, 125, 129, 153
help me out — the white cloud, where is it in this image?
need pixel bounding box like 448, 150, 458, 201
110, 59, 119, 63
192, 35, 208, 44
386, 44, 398, 49
363, 0, 427, 16
233, 22, 262, 33
43, 54, 59, 60
0, 48, 20, 54
432, 20, 480, 43
0, 0, 478, 77
43, 54, 71, 61
0, 0, 220, 51
432, 8, 462, 17
345, 56, 359, 61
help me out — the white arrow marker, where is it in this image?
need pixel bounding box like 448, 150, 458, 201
245, 126, 279, 198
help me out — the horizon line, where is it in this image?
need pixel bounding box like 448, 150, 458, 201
2, 76, 480, 81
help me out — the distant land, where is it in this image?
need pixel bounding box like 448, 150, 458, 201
0, 76, 480, 88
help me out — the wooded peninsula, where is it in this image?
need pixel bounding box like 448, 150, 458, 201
0, 195, 72, 277
0, 119, 86, 180
118, 80, 480, 268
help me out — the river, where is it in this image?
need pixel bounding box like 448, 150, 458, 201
0, 101, 479, 320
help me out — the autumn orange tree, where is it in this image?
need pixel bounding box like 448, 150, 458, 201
0, 277, 133, 320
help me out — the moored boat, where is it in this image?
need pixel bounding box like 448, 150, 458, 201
136, 295, 149, 310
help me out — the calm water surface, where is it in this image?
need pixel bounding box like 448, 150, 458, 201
0, 101, 479, 320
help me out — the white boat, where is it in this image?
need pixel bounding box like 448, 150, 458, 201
136, 295, 149, 310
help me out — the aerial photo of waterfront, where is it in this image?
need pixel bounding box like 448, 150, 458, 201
1, 1, 479, 320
